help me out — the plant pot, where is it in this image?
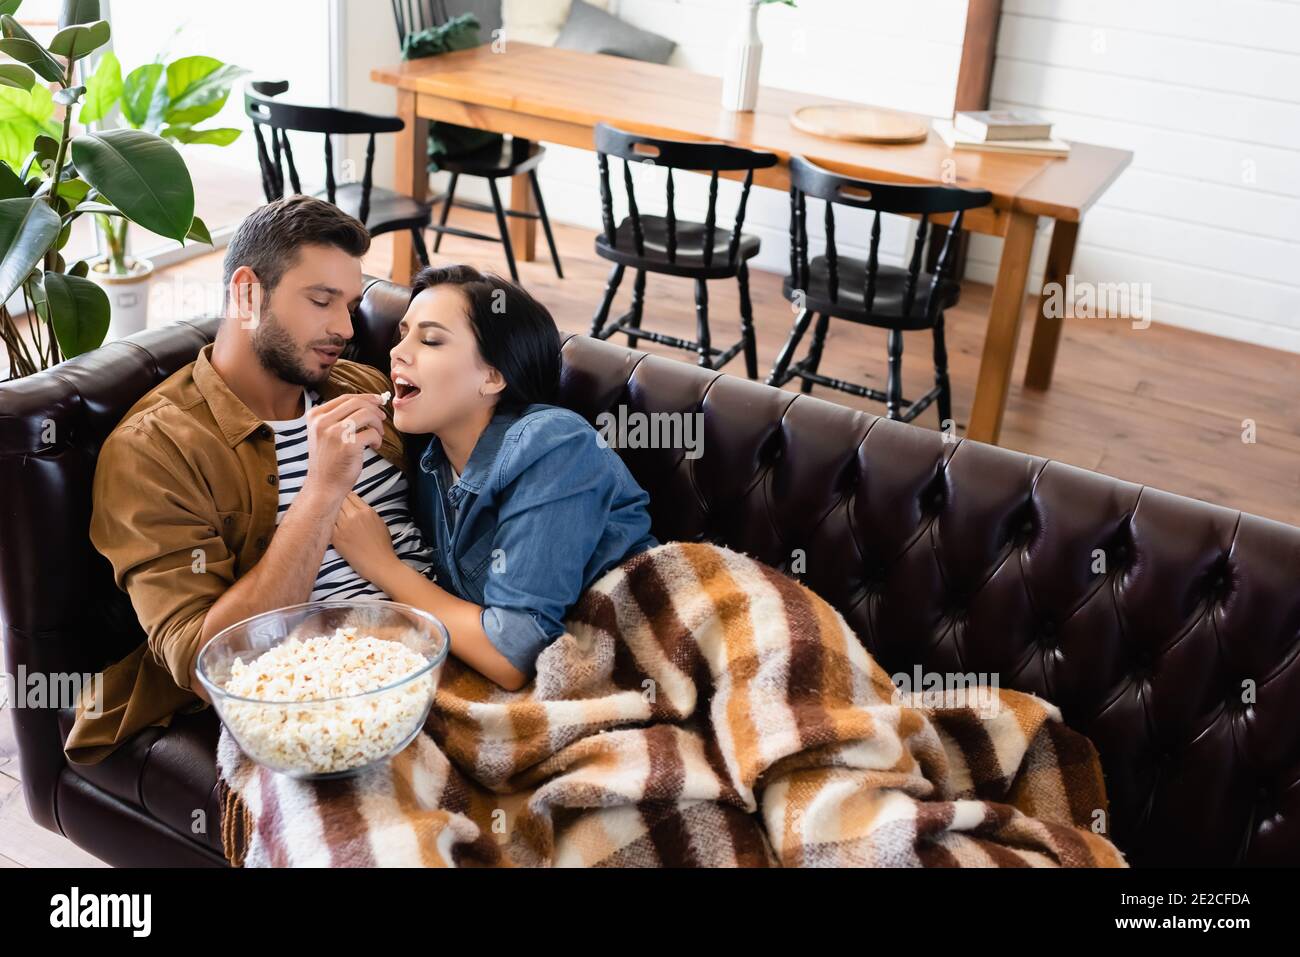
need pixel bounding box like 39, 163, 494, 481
721, 1, 763, 112
89, 256, 154, 341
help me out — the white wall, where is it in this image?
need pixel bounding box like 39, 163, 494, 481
968, 0, 1300, 353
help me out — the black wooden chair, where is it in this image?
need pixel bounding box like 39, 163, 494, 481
589, 122, 777, 378
244, 80, 433, 267
767, 155, 993, 426
392, 0, 563, 282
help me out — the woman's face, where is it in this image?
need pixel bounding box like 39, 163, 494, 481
390, 285, 502, 434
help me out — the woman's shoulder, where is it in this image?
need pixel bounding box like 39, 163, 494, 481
508, 403, 597, 443
497, 404, 606, 477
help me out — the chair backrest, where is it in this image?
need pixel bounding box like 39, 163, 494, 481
788, 154, 992, 323
391, 0, 452, 42
593, 122, 779, 270
242, 81, 405, 226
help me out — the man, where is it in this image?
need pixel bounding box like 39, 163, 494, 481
64, 195, 432, 764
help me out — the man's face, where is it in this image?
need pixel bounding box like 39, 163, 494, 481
249, 243, 364, 388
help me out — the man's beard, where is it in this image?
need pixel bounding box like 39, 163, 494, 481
251, 307, 336, 388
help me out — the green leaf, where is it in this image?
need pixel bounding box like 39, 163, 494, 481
45, 269, 109, 357
121, 62, 162, 129
185, 214, 211, 245
69, 128, 194, 241
59, 0, 100, 27
0, 196, 60, 303
0, 2, 22, 17
78, 49, 119, 123
52, 83, 85, 106
0, 83, 58, 174
0, 159, 23, 198
52, 176, 89, 206
68, 257, 88, 277
71, 199, 118, 215
163, 56, 246, 126
0, 15, 66, 85
0, 63, 35, 91
163, 125, 240, 146
47, 18, 110, 60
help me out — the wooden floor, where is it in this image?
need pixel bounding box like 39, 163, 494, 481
3, 210, 1297, 867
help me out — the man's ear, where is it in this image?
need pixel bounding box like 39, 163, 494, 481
229, 265, 264, 328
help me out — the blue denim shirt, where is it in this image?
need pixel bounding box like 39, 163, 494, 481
412, 403, 658, 678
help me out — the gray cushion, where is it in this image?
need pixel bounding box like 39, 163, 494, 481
444, 0, 502, 40
554, 0, 676, 64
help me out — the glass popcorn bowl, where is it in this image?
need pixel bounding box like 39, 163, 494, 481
197, 600, 450, 780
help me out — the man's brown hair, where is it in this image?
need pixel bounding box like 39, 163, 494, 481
222, 194, 370, 308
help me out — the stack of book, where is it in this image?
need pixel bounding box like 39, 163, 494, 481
932, 110, 1070, 157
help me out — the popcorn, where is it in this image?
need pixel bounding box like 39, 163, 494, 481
219, 627, 434, 775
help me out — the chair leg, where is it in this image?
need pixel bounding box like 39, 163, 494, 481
693, 278, 711, 368
529, 170, 564, 279
737, 264, 758, 379
487, 178, 519, 282
432, 172, 459, 254
410, 227, 430, 268
933, 312, 952, 429
628, 269, 646, 349
590, 264, 625, 338
886, 328, 904, 420
802, 312, 831, 394
767, 308, 814, 387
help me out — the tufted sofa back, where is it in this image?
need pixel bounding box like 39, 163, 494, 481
3, 277, 1299, 866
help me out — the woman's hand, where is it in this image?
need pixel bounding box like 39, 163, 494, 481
331, 492, 398, 582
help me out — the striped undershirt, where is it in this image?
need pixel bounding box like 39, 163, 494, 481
266, 388, 434, 601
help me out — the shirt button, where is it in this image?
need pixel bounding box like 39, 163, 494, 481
222, 515, 233, 527
257, 425, 270, 439
255, 536, 268, 549
267, 474, 277, 486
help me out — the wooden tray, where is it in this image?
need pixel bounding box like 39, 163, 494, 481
790, 104, 930, 144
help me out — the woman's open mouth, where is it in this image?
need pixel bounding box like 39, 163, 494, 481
392, 374, 422, 408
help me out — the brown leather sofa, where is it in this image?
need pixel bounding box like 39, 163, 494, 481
2, 276, 1298, 867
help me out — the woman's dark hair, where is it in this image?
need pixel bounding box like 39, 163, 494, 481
407, 264, 561, 413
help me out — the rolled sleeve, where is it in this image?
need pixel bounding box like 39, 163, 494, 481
480, 606, 552, 677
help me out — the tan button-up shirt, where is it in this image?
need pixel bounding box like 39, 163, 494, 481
64, 342, 405, 764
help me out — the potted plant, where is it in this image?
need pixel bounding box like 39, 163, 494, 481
78, 48, 245, 338
721, 0, 796, 113
0, 0, 211, 378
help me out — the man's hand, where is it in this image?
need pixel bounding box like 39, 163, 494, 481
303, 393, 386, 503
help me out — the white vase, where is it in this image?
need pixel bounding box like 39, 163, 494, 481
89, 256, 154, 342
721, 0, 763, 113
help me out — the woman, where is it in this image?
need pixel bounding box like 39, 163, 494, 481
331, 265, 658, 690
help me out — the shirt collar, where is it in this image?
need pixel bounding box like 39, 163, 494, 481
193, 341, 357, 448
419, 407, 522, 500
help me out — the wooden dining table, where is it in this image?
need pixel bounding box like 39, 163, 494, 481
372, 43, 1132, 446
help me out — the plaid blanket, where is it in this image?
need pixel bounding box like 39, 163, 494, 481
217, 542, 1126, 867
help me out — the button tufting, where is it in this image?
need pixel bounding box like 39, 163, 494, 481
1038, 618, 1058, 644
